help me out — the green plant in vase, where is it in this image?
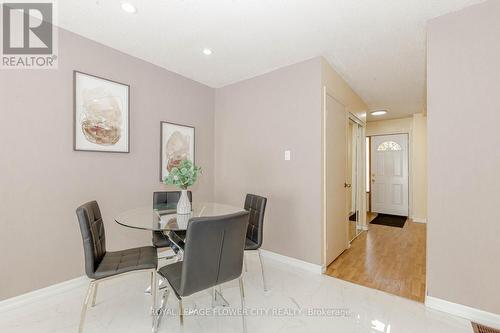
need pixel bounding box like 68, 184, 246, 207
163, 159, 201, 214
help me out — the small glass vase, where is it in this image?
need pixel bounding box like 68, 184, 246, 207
177, 189, 191, 215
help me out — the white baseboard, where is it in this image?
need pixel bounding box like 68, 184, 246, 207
259, 249, 324, 274
425, 296, 500, 329
412, 217, 427, 223
3, 252, 322, 312
0, 276, 87, 313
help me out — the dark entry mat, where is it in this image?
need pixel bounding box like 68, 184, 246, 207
370, 214, 407, 228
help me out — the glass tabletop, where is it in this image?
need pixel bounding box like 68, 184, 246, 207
114, 202, 246, 231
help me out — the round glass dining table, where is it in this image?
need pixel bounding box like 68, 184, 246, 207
114, 202, 246, 231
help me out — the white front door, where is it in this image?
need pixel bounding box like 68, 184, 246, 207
325, 94, 347, 265
371, 134, 409, 216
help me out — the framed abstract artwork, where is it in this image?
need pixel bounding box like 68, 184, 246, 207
160, 121, 195, 182
73, 71, 130, 153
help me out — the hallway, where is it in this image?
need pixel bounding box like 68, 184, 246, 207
326, 219, 426, 302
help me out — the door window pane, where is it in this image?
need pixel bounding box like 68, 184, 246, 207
377, 141, 401, 151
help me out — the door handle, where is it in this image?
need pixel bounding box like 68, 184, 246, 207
344, 183, 352, 188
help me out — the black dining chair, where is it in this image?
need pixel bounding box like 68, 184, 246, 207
153, 211, 250, 333
75, 201, 158, 333
152, 191, 191, 253
243, 194, 268, 291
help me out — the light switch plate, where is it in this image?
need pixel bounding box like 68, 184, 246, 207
284, 150, 291, 161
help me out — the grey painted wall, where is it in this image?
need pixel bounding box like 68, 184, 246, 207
427, 0, 500, 315
214, 58, 323, 265
0, 28, 215, 300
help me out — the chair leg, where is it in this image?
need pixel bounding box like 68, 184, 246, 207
217, 285, 223, 300
257, 249, 268, 291
153, 287, 170, 333
211, 287, 217, 307
146, 275, 169, 294
91, 282, 98, 307
151, 271, 157, 314
211, 285, 230, 307
178, 298, 184, 326
79, 281, 95, 333
243, 253, 248, 272
239, 277, 247, 333
146, 269, 156, 295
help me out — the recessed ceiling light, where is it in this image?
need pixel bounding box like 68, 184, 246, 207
203, 48, 213, 56
371, 110, 388, 116
121, 2, 137, 14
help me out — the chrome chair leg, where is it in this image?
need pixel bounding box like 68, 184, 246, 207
153, 287, 170, 333
91, 282, 98, 307
212, 285, 230, 307
178, 298, 184, 326
239, 277, 247, 333
145, 275, 169, 294
257, 249, 268, 291
79, 281, 95, 333
211, 287, 217, 307
151, 272, 157, 314
243, 253, 248, 272
159, 278, 169, 290
152, 315, 157, 333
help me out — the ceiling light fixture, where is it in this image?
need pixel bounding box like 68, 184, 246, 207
121, 2, 137, 14
203, 48, 213, 56
371, 110, 388, 116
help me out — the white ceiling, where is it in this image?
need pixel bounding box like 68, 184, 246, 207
58, 0, 486, 120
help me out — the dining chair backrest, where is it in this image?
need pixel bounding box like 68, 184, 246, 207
178, 211, 249, 297
244, 194, 267, 248
153, 191, 192, 208
76, 201, 106, 279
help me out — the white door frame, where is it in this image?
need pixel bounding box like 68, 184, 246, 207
322, 89, 347, 268
369, 131, 413, 218
321, 86, 367, 269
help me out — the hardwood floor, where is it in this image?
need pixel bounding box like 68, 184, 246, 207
348, 219, 362, 241
326, 216, 426, 302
